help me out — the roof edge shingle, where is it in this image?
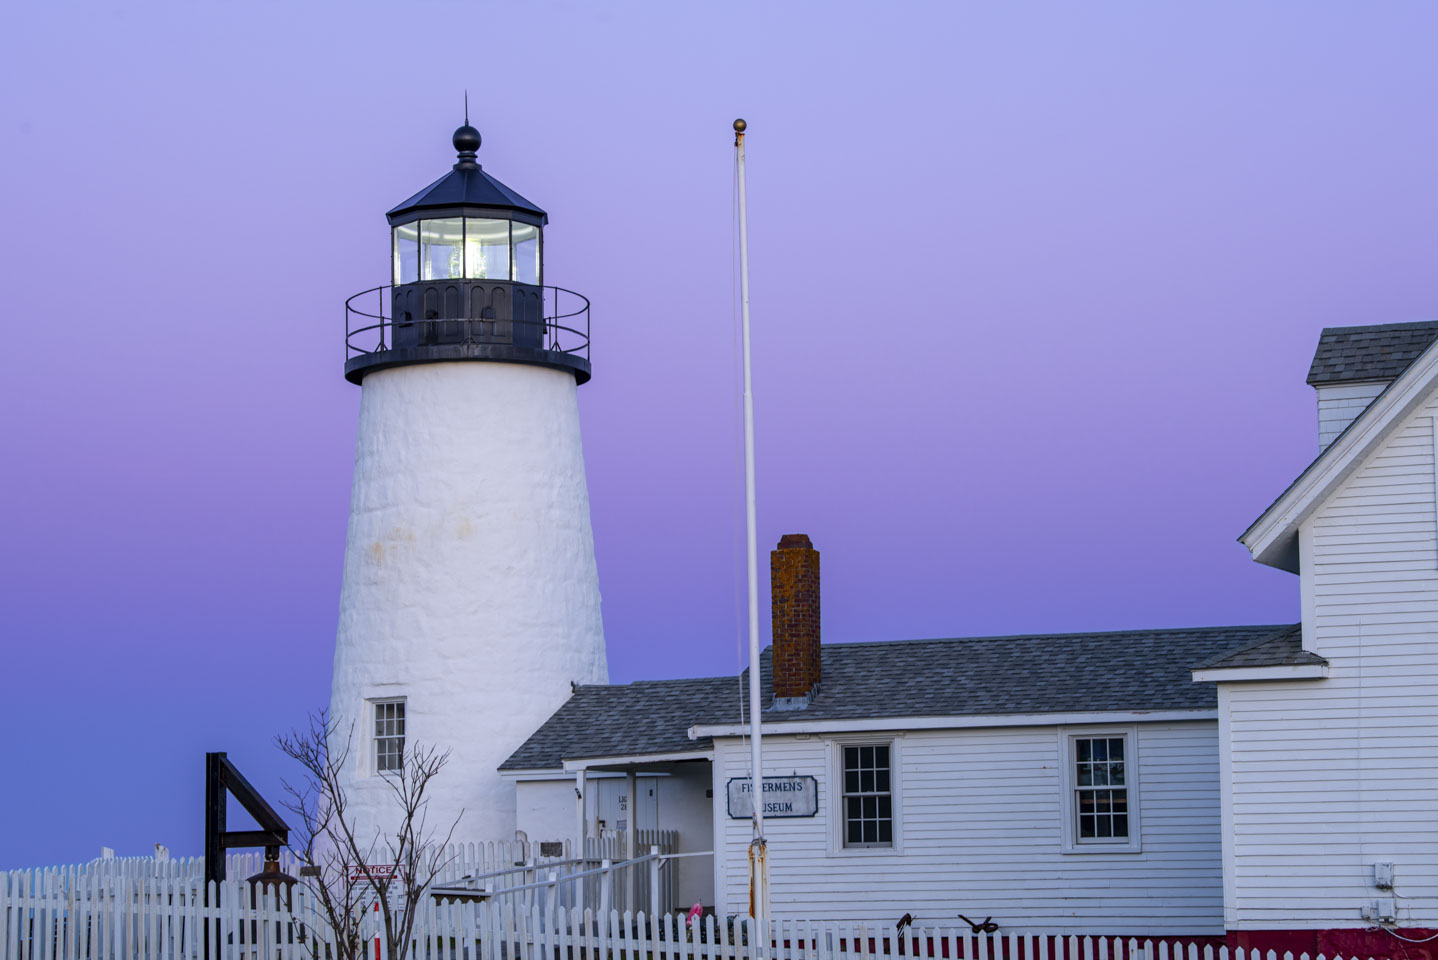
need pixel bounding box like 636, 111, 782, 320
1191, 624, 1326, 671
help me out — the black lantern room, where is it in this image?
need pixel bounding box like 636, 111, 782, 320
343, 122, 591, 385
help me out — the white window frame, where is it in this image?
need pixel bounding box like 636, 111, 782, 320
371, 697, 407, 777
826, 736, 903, 857
1058, 725, 1141, 853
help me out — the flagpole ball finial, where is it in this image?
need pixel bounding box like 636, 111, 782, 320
733, 118, 747, 133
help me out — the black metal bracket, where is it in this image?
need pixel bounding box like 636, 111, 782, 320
204, 751, 290, 887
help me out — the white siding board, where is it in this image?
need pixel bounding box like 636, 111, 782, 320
1221, 390, 1438, 930
711, 722, 1222, 933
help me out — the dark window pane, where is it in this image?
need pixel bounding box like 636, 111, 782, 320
1110, 762, 1125, 785
877, 795, 892, 820
1092, 740, 1108, 761
845, 771, 859, 794
848, 820, 863, 844
876, 768, 890, 792
1078, 793, 1095, 814
1079, 815, 1095, 838
878, 820, 892, 844
1078, 765, 1092, 787
847, 797, 862, 821
875, 746, 889, 768
1096, 817, 1112, 838
1076, 740, 1091, 762
1108, 738, 1123, 760
1112, 791, 1128, 813
1114, 815, 1129, 837
844, 747, 859, 769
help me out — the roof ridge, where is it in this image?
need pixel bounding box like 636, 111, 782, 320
574, 624, 1294, 690
820, 623, 1293, 648
1317, 320, 1438, 336
572, 675, 735, 692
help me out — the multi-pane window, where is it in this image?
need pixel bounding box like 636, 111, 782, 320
392, 219, 542, 286
1074, 736, 1128, 841
374, 700, 405, 774
842, 744, 893, 847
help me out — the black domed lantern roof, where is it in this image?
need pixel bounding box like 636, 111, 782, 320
343, 120, 588, 387
386, 124, 548, 226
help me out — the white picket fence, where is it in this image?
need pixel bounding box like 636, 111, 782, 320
0, 872, 1410, 960
1, 857, 1411, 960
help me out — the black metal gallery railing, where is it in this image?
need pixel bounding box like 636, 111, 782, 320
344, 283, 591, 362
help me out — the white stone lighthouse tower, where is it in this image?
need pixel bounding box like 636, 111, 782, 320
330, 120, 608, 842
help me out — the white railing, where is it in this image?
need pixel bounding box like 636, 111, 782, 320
7, 834, 673, 895
5, 853, 301, 885
432, 832, 684, 918
433, 845, 708, 926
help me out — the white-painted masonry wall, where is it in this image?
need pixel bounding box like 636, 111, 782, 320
1316, 382, 1386, 452
711, 722, 1223, 934
331, 362, 608, 843
1221, 389, 1438, 930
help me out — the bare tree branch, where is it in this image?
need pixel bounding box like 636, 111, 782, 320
276, 709, 463, 960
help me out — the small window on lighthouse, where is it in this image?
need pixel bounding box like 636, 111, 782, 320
374, 699, 406, 774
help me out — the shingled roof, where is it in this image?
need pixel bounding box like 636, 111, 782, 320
501, 624, 1287, 771
1307, 321, 1438, 386
1192, 624, 1325, 670
500, 677, 736, 771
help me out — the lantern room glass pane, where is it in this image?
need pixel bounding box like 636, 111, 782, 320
421, 219, 465, 281
465, 218, 511, 280
512, 223, 540, 285
393, 223, 419, 285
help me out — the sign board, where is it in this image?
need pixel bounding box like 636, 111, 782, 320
726, 776, 819, 819
349, 863, 399, 880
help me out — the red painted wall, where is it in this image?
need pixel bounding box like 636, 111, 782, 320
1230, 928, 1438, 960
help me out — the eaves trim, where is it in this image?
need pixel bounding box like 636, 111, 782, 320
1191, 664, 1329, 683
1240, 335, 1438, 571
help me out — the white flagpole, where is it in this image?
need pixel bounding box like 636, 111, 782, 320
734, 117, 770, 932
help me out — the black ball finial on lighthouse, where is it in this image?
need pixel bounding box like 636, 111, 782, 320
453, 122, 481, 169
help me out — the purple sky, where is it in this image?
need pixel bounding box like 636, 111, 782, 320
5, 2, 1438, 869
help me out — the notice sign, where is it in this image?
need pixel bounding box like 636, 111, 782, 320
726, 776, 819, 819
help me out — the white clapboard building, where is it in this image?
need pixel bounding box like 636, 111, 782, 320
490, 323, 1438, 955
327, 126, 1438, 957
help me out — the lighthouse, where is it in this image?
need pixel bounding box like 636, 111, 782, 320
330, 120, 608, 842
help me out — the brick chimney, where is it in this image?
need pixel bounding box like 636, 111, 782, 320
771, 533, 820, 709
